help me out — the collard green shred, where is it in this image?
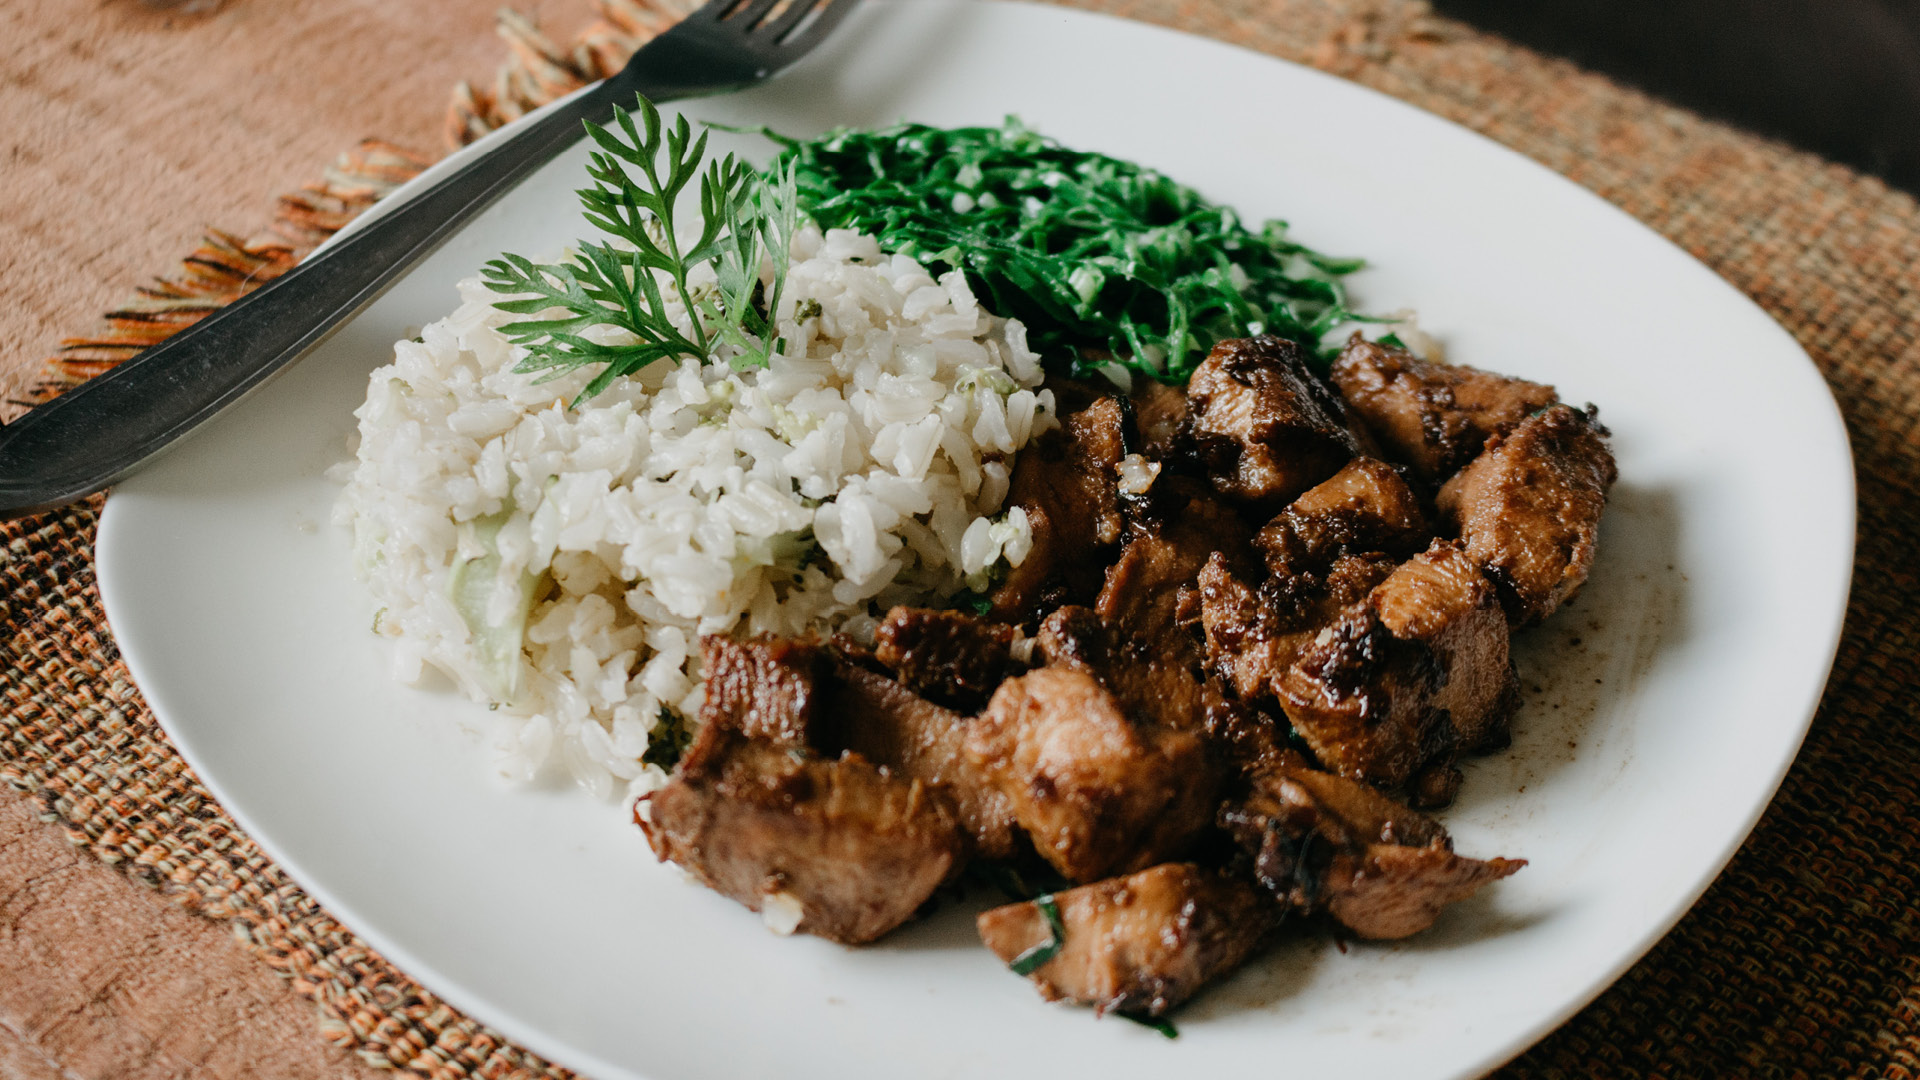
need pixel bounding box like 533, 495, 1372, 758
766, 118, 1364, 383
1116, 1011, 1180, 1039
949, 589, 995, 617
1007, 893, 1067, 975
641, 707, 694, 771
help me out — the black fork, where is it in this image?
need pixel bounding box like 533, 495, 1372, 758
0, 0, 864, 518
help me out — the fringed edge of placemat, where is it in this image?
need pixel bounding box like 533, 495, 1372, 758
0, 507, 569, 1077
5, 4, 720, 1076
25, 0, 703, 407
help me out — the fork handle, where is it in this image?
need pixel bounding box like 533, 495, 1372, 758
0, 64, 728, 518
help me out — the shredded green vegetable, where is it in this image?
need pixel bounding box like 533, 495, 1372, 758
1116, 1011, 1180, 1039
1007, 893, 1067, 975
767, 117, 1365, 384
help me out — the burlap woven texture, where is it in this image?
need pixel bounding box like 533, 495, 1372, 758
4, 0, 1916, 1076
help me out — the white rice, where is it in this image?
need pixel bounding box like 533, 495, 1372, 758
332, 225, 1054, 802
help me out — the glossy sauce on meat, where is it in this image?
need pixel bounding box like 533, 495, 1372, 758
1437, 403, 1618, 624
977, 864, 1272, 1016
637, 333, 1609, 1021
1331, 334, 1557, 483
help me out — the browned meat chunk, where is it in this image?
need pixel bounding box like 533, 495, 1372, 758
1324, 845, 1524, 939
639, 733, 960, 945
1197, 551, 1396, 703
1084, 497, 1306, 769
1371, 540, 1518, 751
977, 864, 1273, 1016
1037, 602, 1289, 772
1436, 403, 1617, 625
1034, 600, 1206, 735
1268, 760, 1451, 848
1130, 378, 1190, 462
968, 668, 1218, 881
1330, 335, 1558, 482
1218, 762, 1522, 939
1220, 759, 1446, 907
1236, 542, 1514, 800
1276, 604, 1443, 790
873, 606, 1019, 712
1196, 457, 1420, 705
1095, 484, 1253, 645
1187, 336, 1359, 509
833, 662, 1020, 860
1197, 554, 1297, 702
1020, 487, 1265, 748
1094, 529, 1211, 657
698, 635, 828, 746
991, 397, 1130, 620
1256, 457, 1428, 577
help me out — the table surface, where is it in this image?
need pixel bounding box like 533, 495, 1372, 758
1, 1, 503, 1074
1434, 0, 1920, 194
5, 2, 1918, 1079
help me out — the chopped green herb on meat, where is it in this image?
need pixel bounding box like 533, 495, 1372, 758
765, 117, 1365, 383
1006, 893, 1067, 975
1116, 1011, 1180, 1039
642, 708, 694, 771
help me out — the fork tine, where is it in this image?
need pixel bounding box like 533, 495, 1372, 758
758, 0, 826, 42
725, 0, 785, 29
769, 0, 860, 51
676, 0, 740, 24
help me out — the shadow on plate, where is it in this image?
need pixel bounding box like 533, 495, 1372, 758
1456, 481, 1689, 814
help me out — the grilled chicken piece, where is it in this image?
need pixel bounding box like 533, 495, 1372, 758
1197, 550, 1397, 704
639, 729, 961, 945
977, 863, 1273, 1016
1324, 845, 1524, 939
1219, 762, 1522, 939
873, 606, 1020, 712
1255, 456, 1429, 577
991, 397, 1130, 621
1094, 526, 1213, 657
968, 668, 1218, 881
1037, 602, 1291, 773
833, 661, 1020, 860
1198, 457, 1418, 705
1021, 479, 1244, 732
1254, 542, 1517, 801
1276, 603, 1443, 790
1330, 335, 1558, 483
1030, 601, 1208, 733
1187, 336, 1359, 509
1436, 403, 1618, 625
1221, 756, 1444, 909
1130, 378, 1191, 462
1073, 491, 1300, 769
699, 635, 830, 746
1371, 540, 1518, 751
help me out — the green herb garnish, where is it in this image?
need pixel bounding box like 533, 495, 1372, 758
767, 117, 1364, 383
484, 95, 798, 401
641, 707, 694, 771
1116, 1011, 1179, 1039
949, 589, 995, 617
1007, 892, 1066, 975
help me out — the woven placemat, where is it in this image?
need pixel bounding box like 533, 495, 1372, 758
5, 0, 1918, 1076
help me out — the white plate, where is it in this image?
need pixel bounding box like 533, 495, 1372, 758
95, 3, 1854, 1078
